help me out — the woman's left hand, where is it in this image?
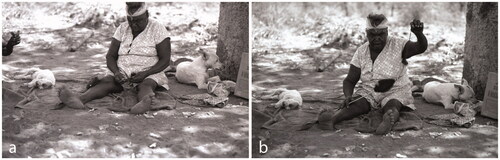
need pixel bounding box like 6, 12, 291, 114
410, 19, 424, 34
130, 71, 149, 83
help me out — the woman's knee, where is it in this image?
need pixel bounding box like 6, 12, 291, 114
93, 76, 123, 93
101, 75, 115, 82
333, 98, 370, 122
350, 97, 371, 112
383, 99, 403, 111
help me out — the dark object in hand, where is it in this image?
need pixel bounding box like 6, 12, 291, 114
374, 79, 396, 92
410, 19, 424, 34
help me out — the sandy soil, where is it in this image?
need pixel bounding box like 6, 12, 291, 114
2, 2, 249, 158
251, 50, 498, 158
2, 27, 248, 158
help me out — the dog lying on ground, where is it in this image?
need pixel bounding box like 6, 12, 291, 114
165, 58, 193, 73
175, 48, 222, 89
261, 88, 303, 110
422, 78, 477, 109
17, 68, 56, 90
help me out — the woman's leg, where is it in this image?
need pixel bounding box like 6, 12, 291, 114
130, 78, 157, 114
79, 76, 123, 103
375, 99, 403, 135
328, 97, 371, 130
137, 78, 157, 101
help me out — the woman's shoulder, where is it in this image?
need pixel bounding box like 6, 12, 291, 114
357, 42, 369, 52
118, 21, 129, 28
388, 36, 408, 45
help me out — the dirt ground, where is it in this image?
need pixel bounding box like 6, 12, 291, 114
251, 51, 498, 158
2, 15, 248, 159
2, 2, 249, 158
2, 48, 249, 158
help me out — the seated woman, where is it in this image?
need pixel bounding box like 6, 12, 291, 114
323, 13, 427, 135
58, 2, 171, 114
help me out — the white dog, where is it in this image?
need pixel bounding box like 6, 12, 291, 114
423, 79, 477, 109
175, 49, 222, 89
262, 88, 303, 110
22, 68, 56, 89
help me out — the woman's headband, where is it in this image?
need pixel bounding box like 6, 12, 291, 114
126, 2, 147, 17
366, 13, 388, 30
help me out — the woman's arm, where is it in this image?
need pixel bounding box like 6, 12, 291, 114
106, 38, 121, 75
403, 20, 428, 59
343, 64, 361, 99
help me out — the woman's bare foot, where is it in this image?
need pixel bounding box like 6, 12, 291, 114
58, 85, 86, 109
375, 109, 399, 135
130, 94, 153, 114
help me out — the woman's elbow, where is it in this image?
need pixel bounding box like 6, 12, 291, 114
419, 45, 428, 53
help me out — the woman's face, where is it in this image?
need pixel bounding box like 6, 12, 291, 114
366, 28, 388, 52
127, 12, 148, 34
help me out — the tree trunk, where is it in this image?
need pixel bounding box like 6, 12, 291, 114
343, 2, 349, 17
463, 2, 498, 100
391, 4, 394, 16
216, 2, 249, 81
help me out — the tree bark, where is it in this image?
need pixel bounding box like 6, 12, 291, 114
343, 2, 349, 17
216, 2, 249, 81
463, 2, 498, 100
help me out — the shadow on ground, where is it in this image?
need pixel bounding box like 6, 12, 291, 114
3, 50, 249, 157
251, 49, 497, 158
2, 8, 248, 156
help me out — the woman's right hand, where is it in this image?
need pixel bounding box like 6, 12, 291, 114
114, 72, 127, 83
342, 96, 352, 109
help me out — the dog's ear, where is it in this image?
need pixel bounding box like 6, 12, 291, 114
26, 68, 38, 75
454, 84, 464, 95
462, 78, 469, 86
200, 49, 208, 61
272, 88, 286, 96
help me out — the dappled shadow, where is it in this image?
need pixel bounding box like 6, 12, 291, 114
3, 78, 249, 158
251, 3, 493, 156
2, 2, 249, 158
251, 94, 497, 158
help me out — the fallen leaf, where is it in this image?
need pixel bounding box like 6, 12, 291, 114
345, 145, 355, 151
125, 142, 133, 148
149, 133, 161, 139
149, 142, 157, 148
144, 114, 154, 119
321, 153, 329, 157
396, 153, 407, 158
12, 115, 21, 121
98, 125, 109, 131
182, 112, 196, 118
429, 132, 443, 138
